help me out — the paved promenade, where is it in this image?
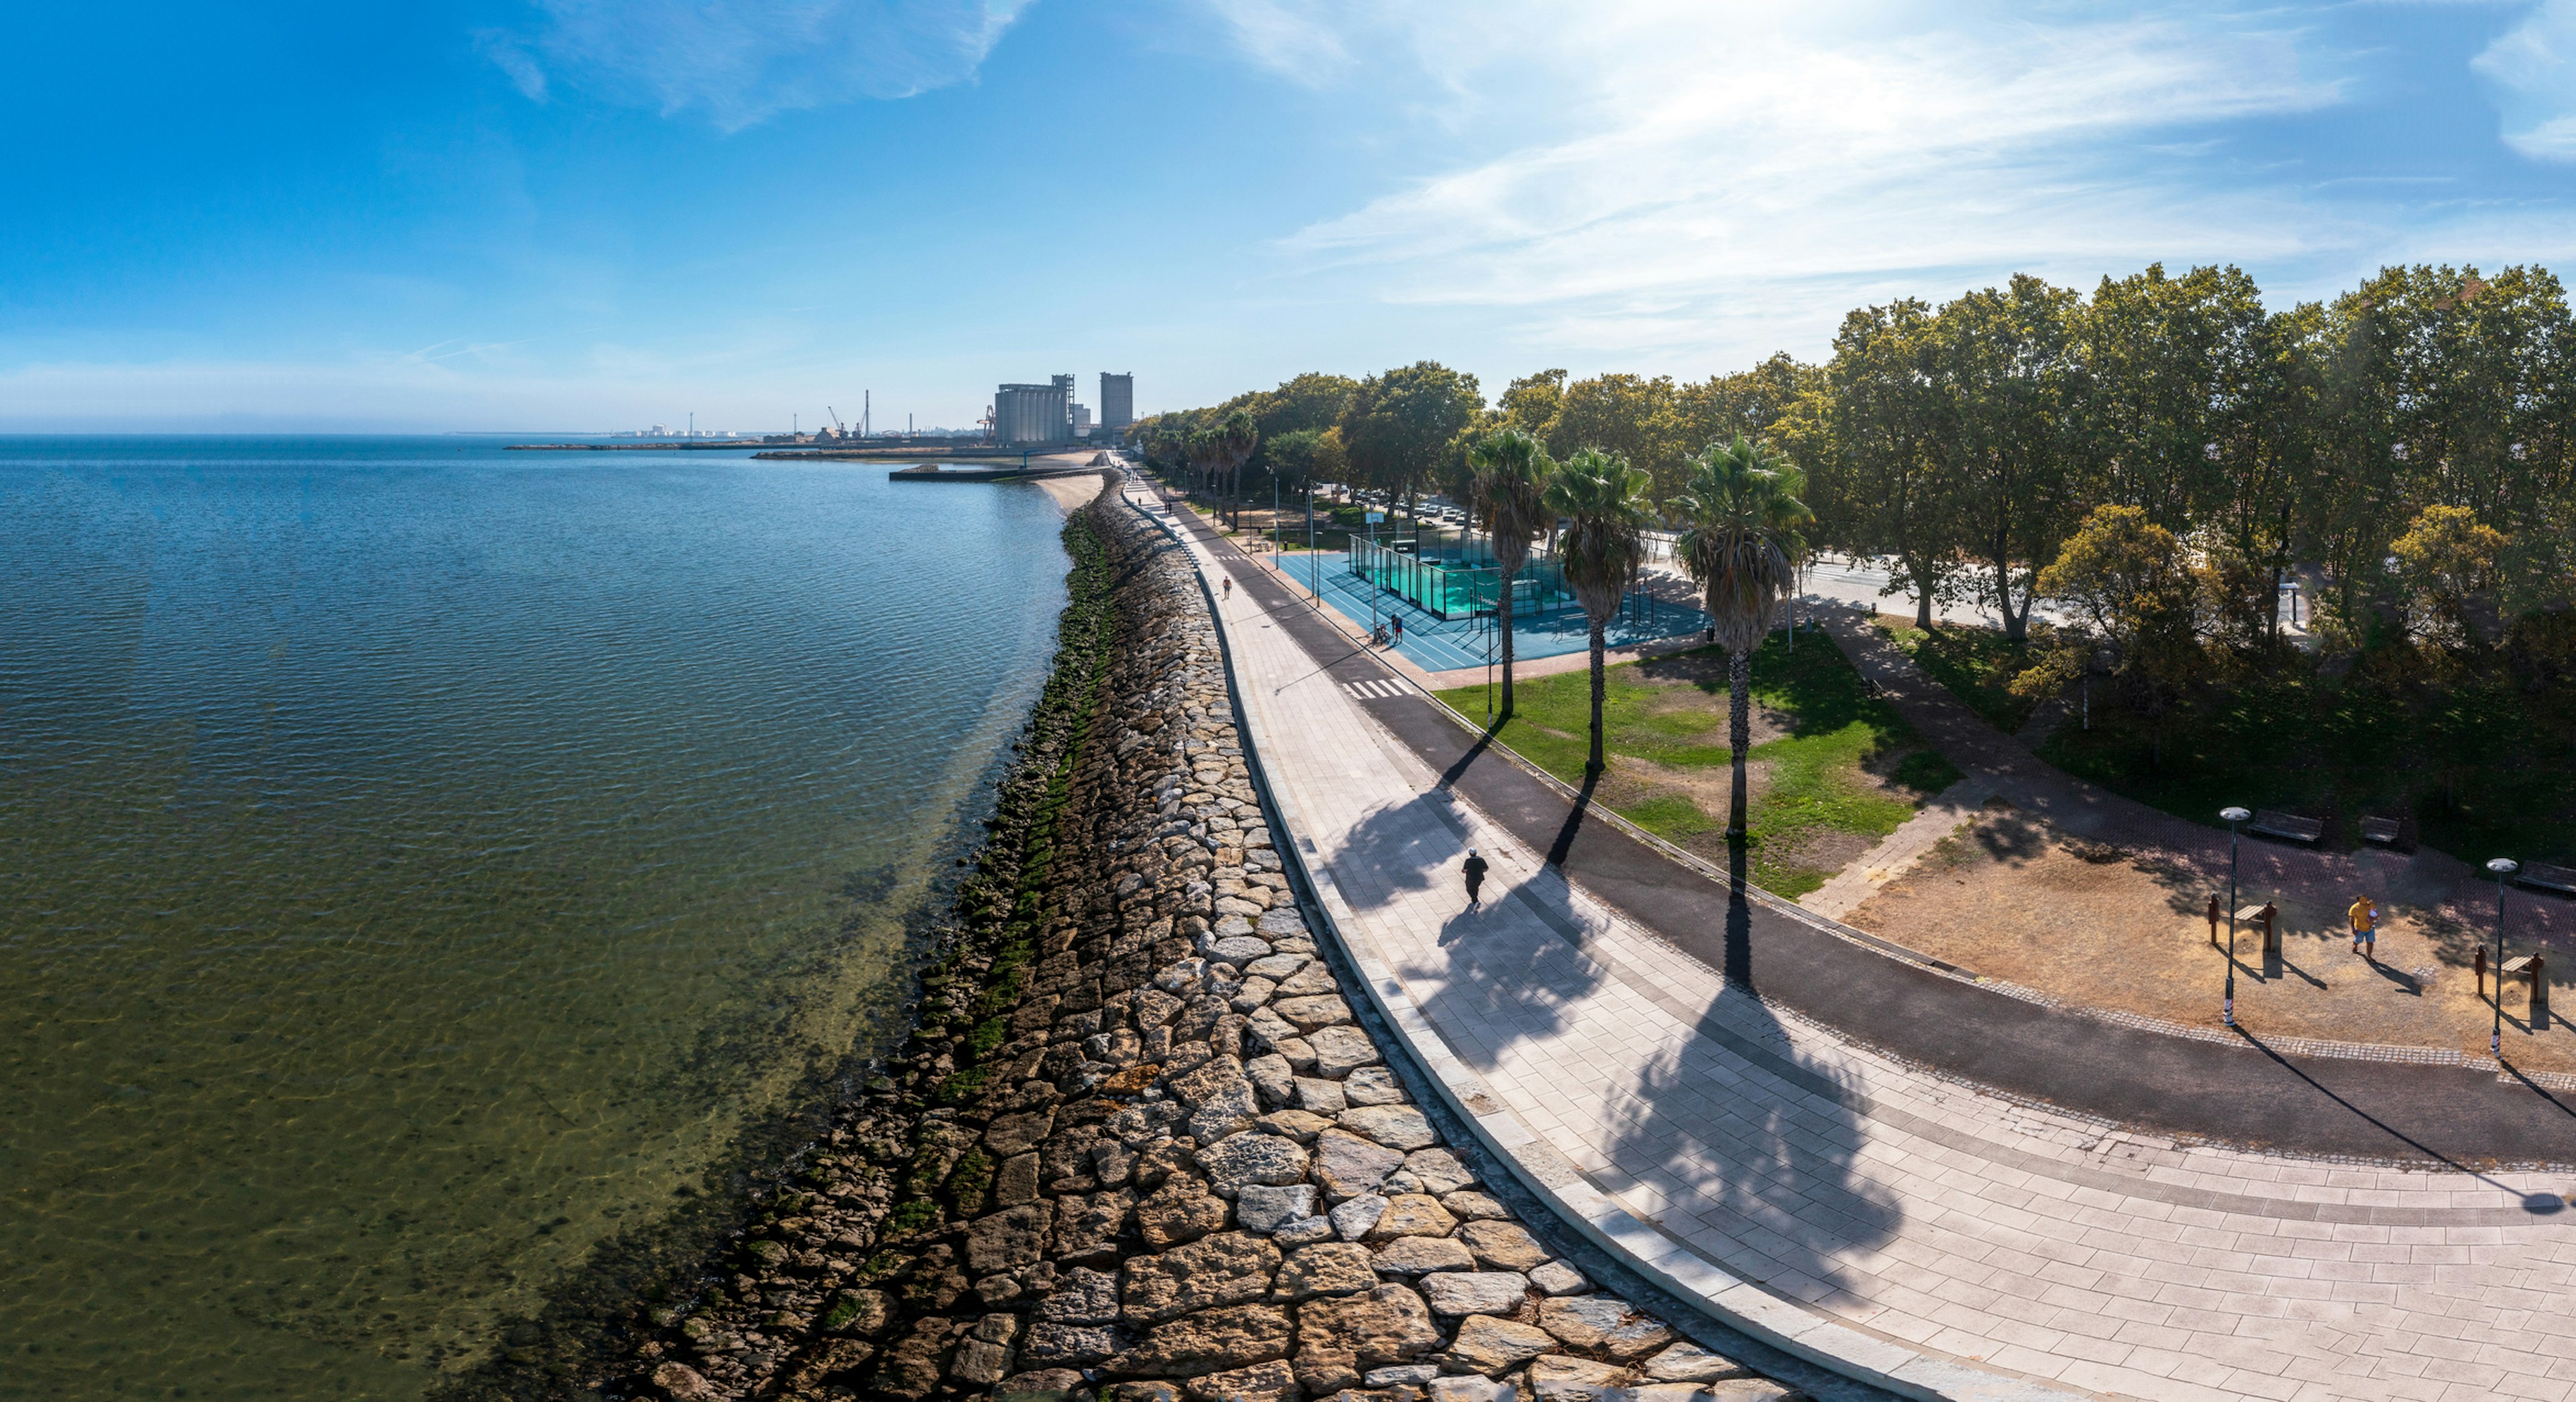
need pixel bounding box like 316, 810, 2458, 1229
1128, 481, 2576, 1402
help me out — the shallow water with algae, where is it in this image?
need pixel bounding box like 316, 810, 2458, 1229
0, 438, 1075, 1401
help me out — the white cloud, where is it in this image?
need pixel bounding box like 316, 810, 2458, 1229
474, 30, 549, 102
2475, 0, 2576, 160
1199, 0, 1357, 82
490, 0, 1032, 129
1224, 2, 2346, 361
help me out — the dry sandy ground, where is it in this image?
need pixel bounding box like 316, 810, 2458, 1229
1034, 471, 1108, 513
1849, 802, 2576, 1071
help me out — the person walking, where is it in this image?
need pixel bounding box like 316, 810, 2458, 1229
1222, 576, 1233, 600
1462, 847, 1489, 909
2349, 894, 2378, 958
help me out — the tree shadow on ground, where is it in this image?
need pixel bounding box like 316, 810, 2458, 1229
1348, 789, 1902, 1311
1325, 794, 1612, 1054
1591, 843, 1904, 1312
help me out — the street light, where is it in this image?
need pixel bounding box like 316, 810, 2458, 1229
2220, 806, 2251, 1027
2489, 857, 2518, 1059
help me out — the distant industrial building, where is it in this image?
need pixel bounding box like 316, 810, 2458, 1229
991, 373, 1097, 445
1101, 372, 1134, 431
991, 380, 1069, 445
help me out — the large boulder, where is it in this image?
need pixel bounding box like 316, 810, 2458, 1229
1369, 1236, 1474, 1275
1536, 1296, 1672, 1360
1034, 1268, 1122, 1324
1106, 1304, 1293, 1377
965, 1203, 1056, 1274
1402, 1148, 1474, 1195
1338, 1105, 1436, 1150
985, 1109, 1058, 1158
1292, 1285, 1444, 1395
1270, 1242, 1379, 1301
1642, 1342, 1756, 1383
1122, 1232, 1282, 1324
1307, 1026, 1381, 1079
1183, 1358, 1299, 1401
1444, 1314, 1558, 1374
1018, 1323, 1125, 1366
1234, 1183, 1317, 1234
1312, 1130, 1406, 1199
1136, 1177, 1230, 1249
1456, 1220, 1548, 1272
1527, 1355, 1633, 1402
1054, 1189, 1138, 1265
1196, 1132, 1311, 1197
1418, 1272, 1531, 1317
1365, 1194, 1458, 1241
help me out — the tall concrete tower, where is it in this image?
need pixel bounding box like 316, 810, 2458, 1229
1100, 372, 1134, 431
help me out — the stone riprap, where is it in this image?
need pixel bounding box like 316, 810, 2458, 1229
615, 498, 1802, 1402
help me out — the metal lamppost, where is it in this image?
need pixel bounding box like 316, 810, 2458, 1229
2489, 857, 2518, 1059
2220, 806, 2251, 1027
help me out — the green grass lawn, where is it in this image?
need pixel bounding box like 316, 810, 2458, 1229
1872, 617, 2043, 733
1436, 631, 1962, 896
2040, 670, 2576, 861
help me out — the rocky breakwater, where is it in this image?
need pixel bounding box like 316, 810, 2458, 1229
619, 496, 1803, 1402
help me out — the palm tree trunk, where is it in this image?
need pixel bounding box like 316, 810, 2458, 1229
1588, 617, 1608, 775
1499, 573, 1517, 722
1727, 649, 1752, 840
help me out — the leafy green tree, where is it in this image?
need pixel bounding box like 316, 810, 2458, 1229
1813, 299, 1961, 628
1256, 372, 1358, 440
1548, 373, 1686, 498
2076, 264, 2268, 531
1933, 275, 2086, 643
2392, 504, 2508, 648
1541, 448, 1654, 775
2027, 504, 2203, 766
1267, 428, 1326, 488
1467, 427, 1558, 722
1676, 352, 1822, 452
1672, 437, 1815, 838
1340, 362, 1483, 523
1499, 369, 1568, 439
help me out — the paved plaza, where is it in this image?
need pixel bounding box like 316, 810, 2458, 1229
1130, 479, 2576, 1402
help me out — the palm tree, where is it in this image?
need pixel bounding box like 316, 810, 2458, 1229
1218, 409, 1260, 529
1542, 448, 1654, 775
1187, 427, 1222, 504
1672, 436, 1816, 841
1468, 427, 1557, 722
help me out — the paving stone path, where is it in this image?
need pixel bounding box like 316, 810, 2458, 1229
1138, 481, 2576, 1402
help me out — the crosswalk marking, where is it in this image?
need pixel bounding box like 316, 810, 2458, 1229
1341, 678, 1409, 701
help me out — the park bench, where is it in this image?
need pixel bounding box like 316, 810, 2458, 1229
2248, 810, 2324, 845
2516, 862, 2576, 898
2360, 814, 2408, 847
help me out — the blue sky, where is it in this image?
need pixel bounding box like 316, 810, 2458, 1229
3, 1, 2572, 431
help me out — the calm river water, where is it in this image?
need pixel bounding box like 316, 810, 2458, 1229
0, 438, 1076, 1400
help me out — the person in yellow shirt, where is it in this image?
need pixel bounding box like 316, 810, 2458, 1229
2349, 895, 2378, 958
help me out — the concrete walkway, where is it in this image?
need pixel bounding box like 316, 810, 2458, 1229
1130, 480, 2576, 1402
